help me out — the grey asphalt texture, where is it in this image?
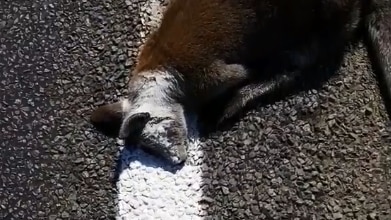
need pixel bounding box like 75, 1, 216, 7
1, 0, 390, 220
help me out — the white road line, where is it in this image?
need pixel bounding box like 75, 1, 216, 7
116, 114, 205, 220
116, 1, 205, 219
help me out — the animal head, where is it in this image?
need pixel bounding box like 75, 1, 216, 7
90, 70, 189, 165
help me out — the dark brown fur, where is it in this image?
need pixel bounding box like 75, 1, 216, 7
90, 0, 391, 164
130, 0, 368, 108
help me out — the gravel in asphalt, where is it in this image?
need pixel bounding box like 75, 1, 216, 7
200, 44, 391, 219
1, 0, 390, 219
1, 0, 135, 218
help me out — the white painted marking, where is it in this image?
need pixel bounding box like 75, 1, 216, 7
116, 115, 205, 220
116, 1, 204, 218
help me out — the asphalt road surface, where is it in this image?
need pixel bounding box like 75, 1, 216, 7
1, 0, 390, 219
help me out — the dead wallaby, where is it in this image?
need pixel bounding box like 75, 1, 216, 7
90, 0, 391, 164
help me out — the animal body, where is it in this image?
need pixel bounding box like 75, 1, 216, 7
90, 0, 391, 164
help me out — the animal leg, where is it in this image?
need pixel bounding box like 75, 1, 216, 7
215, 34, 348, 125
364, 0, 391, 116
216, 70, 306, 125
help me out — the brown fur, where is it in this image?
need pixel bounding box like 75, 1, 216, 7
90, 0, 391, 164
130, 0, 365, 105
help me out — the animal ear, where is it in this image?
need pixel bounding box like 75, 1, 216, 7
118, 112, 151, 140
90, 101, 126, 137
